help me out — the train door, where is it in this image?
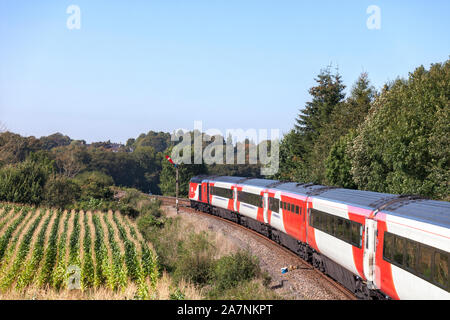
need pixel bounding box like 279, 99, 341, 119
233, 188, 238, 212
299, 199, 306, 242
363, 218, 377, 288
263, 192, 269, 224
202, 183, 208, 203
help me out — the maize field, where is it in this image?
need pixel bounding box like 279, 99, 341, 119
0, 203, 159, 299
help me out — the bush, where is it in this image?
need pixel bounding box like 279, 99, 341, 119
211, 250, 261, 291
0, 158, 53, 205
74, 171, 114, 201
173, 232, 215, 286
43, 175, 81, 208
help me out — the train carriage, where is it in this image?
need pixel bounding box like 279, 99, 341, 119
188, 175, 450, 300
374, 200, 450, 300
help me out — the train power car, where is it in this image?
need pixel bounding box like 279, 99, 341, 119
189, 175, 450, 300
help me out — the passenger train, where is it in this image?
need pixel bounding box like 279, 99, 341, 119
188, 175, 450, 300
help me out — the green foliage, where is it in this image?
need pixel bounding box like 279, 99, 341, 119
38, 211, 62, 287
16, 210, 53, 290
69, 212, 81, 266
0, 157, 53, 205
0, 208, 35, 290
0, 132, 42, 166
325, 131, 357, 189
112, 212, 141, 281
52, 212, 70, 290
74, 171, 114, 201
210, 250, 261, 292
169, 288, 186, 300
0, 208, 28, 260
277, 59, 448, 200
43, 175, 81, 208
136, 200, 164, 241
91, 214, 109, 287
294, 65, 346, 153
102, 214, 127, 291
173, 232, 216, 285
159, 146, 207, 197
81, 213, 95, 290
0, 203, 159, 296
348, 61, 449, 199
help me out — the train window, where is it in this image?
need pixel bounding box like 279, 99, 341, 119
309, 209, 361, 248
325, 214, 332, 235
405, 240, 418, 271
295, 206, 299, 214
336, 218, 344, 239
351, 222, 361, 247
286, 203, 290, 212
268, 198, 279, 213
418, 245, 433, 280
433, 252, 449, 290
238, 191, 262, 208
393, 237, 405, 266
211, 186, 233, 199
343, 220, 351, 243
383, 232, 395, 262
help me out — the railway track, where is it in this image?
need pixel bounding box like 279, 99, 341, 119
150, 195, 357, 300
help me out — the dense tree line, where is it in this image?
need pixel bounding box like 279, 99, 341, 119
0, 129, 265, 205
276, 59, 449, 201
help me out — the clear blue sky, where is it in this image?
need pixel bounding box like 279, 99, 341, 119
1, 1, 449, 143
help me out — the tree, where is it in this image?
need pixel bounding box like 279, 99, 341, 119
277, 65, 346, 183
43, 175, 81, 208
0, 132, 42, 167
294, 65, 346, 151
159, 146, 207, 197
39, 133, 72, 150
74, 171, 114, 200
0, 157, 54, 204
51, 144, 87, 178
348, 60, 450, 200
313, 72, 377, 184
325, 131, 357, 189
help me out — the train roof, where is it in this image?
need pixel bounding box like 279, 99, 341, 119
382, 199, 450, 229
299, 187, 450, 228
189, 175, 213, 183
313, 188, 399, 209
189, 176, 450, 228
274, 182, 328, 195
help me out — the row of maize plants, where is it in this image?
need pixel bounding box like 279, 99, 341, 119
0, 208, 42, 290
16, 210, 54, 290
0, 204, 160, 298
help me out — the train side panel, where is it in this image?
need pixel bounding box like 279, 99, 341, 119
266, 190, 286, 234
309, 198, 367, 279
375, 212, 450, 300
189, 182, 200, 201
236, 185, 264, 222
209, 181, 234, 211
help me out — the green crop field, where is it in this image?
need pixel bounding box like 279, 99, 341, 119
0, 203, 159, 299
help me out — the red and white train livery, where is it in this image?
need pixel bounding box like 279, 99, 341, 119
189, 175, 450, 300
